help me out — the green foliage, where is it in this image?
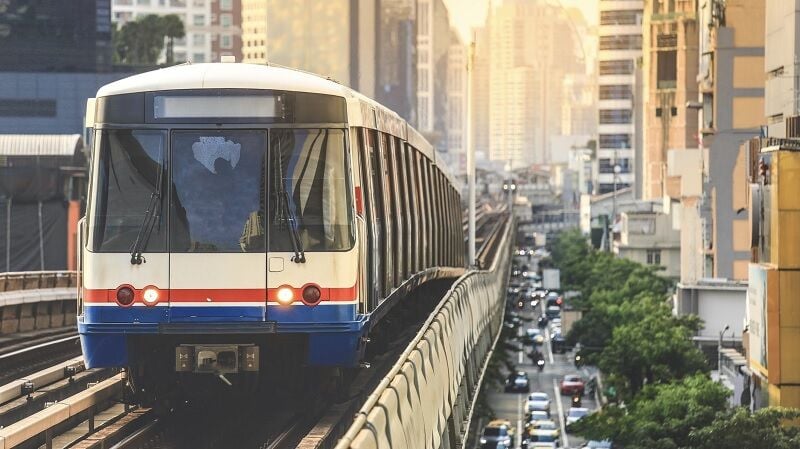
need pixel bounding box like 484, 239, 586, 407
570, 375, 729, 449
113, 14, 185, 65
690, 407, 800, 449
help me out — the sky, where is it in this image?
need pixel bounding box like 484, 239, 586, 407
443, 0, 598, 42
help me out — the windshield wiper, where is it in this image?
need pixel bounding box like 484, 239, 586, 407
273, 138, 306, 263
130, 162, 164, 265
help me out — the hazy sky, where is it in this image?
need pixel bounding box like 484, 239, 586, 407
443, 0, 598, 41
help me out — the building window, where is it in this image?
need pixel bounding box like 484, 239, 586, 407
657, 50, 677, 89
599, 134, 630, 149
599, 35, 642, 51
115, 0, 133, 4
193, 52, 206, 62
169, 0, 186, 6
599, 60, 634, 76
419, 3, 429, 36
599, 109, 632, 124
193, 14, 205, 26
599, 85, 632, 100
0, 99, 57, 117
221, 13, 232, 27
192, 0, 205, 6
136, 0, 150, 4
220, 34, 232, 49
646, 249, 661, 265
600, 10, 641, 26
192, 34, 205, 46
175, 51, 187, 62
220, 0, 232, 10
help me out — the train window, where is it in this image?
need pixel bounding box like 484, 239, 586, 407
267, 129, 354, 252
359, 128, 382, 308
405, 145, 419, 274
89, 129, 167, 252
433, 169, 443, 266
424, 159, 436, 267
379, 133, 396, 291
398, 142, 413, 278
411, 151, 425, 272
170, 130, 266, 252
372, 131, 393, 294
387, 136, 404, 284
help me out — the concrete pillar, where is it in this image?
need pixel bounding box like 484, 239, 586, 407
50, 300, 65, 327
34, 302, 51, 329
63, 301, 77, 326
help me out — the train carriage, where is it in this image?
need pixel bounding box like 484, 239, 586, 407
78, 61, 464, 402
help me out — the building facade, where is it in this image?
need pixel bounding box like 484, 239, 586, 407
416, 0, 450, 150
470, 26, 491, 161
698, 0, 765, 281
596, 0, 643, 194
375, 0, 417, 123
0, 0, 112, 72
642, 0, 700, 200
614, 207, 681, 279
111, 0, 242, 64
445, 30, 467, 172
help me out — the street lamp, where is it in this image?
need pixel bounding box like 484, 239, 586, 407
610, 164, 621, 251
718, 324, 730, 381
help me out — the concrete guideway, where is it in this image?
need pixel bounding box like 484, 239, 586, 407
335, 217, 514, 449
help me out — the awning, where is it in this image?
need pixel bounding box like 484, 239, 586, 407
0, 134, 83, 157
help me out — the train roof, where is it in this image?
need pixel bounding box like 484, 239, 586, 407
94, 62, 458, 188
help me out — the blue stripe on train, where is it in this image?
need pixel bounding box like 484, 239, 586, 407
83, 303, 358, 324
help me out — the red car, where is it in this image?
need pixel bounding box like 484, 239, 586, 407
560, 374, 585, 396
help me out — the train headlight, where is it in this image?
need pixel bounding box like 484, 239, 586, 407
276, 286, 294, 305
142, 286, 160, 306
115, 286, 135, 307
302, 285, 322, 306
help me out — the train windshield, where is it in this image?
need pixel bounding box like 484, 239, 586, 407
89, 128, 352, 254
88, 130, 167, 252
169, 128, 353, 253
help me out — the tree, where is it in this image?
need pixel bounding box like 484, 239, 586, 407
690, 407, 800, 449
598, 308, 708, 396
570, 375, 729, 449
160, 14, 185, 65
113, 14, 185, 65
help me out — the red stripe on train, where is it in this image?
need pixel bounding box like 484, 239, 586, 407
83, 284, 357, 304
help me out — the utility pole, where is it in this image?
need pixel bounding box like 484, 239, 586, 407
467, 37, 476, 268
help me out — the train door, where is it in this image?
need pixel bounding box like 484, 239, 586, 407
168, 129, 267, 321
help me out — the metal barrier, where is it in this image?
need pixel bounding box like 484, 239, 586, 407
335, 217, 513, 449
0, 272, 77, 293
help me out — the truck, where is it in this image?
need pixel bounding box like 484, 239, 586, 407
542, 268, 560, 291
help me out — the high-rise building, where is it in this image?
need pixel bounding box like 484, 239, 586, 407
445, 29, 467, 172
698, 0, 765, 281
0, 0, 112, 72
561, 73, 597, 137
416, 0, 450, 150
470, 26, 490, 160
111, 0, 242, 64
487, 0, 581, 166
596, 0, 643, 195
376, 0, 417, 123
641, 0, 700, 200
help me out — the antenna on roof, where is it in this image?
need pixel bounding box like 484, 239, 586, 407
220, 55, 236, 63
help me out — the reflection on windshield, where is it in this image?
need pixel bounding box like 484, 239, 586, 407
171, 130, 266, 252
268, 129, 353, 251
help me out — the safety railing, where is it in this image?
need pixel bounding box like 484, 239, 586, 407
0, 271, 77, 293
335, 215, 513, 449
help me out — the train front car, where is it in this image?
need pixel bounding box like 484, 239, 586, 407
78, 63, 364, 403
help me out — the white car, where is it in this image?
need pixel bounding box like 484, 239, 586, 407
566, 407, 590, 425
526, 392, 551, 413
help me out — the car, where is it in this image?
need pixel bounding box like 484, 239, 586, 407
532, 289, 548, 298
545, 305, 561, 319
582, 440, 613, 448
505, 371, 531, 393
565, 407, 590, 425
526, 410, 550, 424
549, 328, 562, 340
526, 392, 551, 413
480, 419, 516, 448
551, 334, 567, 354
526, 328, 545, 345
560, 374, 585, 396
525, 420, 560, 444
523, 443, 557, 449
